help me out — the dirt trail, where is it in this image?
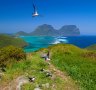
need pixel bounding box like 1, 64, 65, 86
0, 76, 29, 90
48, 63, 79, 90
0, 53, 79, 90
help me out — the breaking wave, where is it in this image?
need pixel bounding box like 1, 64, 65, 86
52, 37, 68, 44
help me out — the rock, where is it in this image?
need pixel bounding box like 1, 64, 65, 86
16, 76, 29, 90
42, 83, 50, 88
46, 72, 52, 77
34, 87, 41, 90
45, 83, 50, 88
40, 53, 47, 58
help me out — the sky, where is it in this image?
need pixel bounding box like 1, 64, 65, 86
0, 0, 96, 35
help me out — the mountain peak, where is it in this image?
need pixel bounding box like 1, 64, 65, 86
16, 24, 80, 36
30, 24, 58, 36
59, 25, 80, 36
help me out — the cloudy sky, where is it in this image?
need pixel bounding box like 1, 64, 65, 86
0, 0, 96, 35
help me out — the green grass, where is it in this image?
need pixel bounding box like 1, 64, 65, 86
22, 77, 64, 90
48, 44, 96, 90
0, 34, 28, 48
1, 44, 96, 90
21, 53, 69, 90
0, 52, 66, 90
86, 44, 96, 50
0, 53, 47, 83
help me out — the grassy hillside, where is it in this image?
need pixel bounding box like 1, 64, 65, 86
47, 44, 96, 90
86, 44, 96, 50
0, 44, 96, 90
0, 45, 78, 90
0, 34, 28, 48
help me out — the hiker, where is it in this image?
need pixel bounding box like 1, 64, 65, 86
47, 51, 50, 58
45, 51, 50, 62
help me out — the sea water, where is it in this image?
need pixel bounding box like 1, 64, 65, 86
20, 36, 96, 52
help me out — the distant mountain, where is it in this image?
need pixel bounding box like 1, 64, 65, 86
15, 31, 28, 36
15, 24, 80, 36
30, 24, 59, 36
59, 25, 80, 36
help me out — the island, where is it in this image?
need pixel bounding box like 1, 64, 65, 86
15, 24, 80, 36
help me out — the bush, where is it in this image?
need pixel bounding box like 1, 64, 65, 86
0, 46, 26, 66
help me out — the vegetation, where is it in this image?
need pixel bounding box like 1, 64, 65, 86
47, 44, 96, 90
86, 44, 96, 50
0, 44, 96, 90
0, 34, 28, 48
0, 52, 74, 90
0, 46, 26, 67
15, 31, 29, 36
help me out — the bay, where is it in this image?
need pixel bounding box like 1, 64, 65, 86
20, 36, 96, 52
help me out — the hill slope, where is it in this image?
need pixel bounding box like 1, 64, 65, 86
0, 44, 96, 90
0, 47, 79, 90
0, 34, 28, 48
47, 44, 96, 90
86, 44, 96, 50
15, 31, 29, 36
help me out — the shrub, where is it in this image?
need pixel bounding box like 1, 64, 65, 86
0, 45, 26, 66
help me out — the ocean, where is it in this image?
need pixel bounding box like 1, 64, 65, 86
20, 36, 96, 52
